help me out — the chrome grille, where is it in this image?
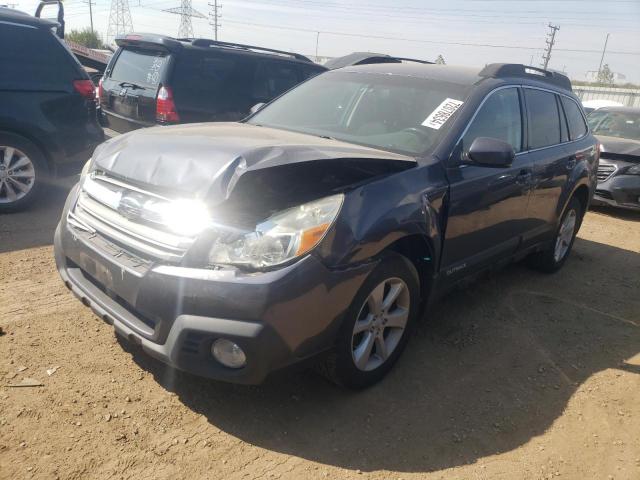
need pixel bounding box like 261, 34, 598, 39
69, 174, 196, 262
596, 163, 616, 182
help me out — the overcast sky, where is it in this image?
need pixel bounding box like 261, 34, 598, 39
13, 0, 640, 83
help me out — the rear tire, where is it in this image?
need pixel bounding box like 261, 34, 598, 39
0, 133, 48, 213
527, 196, 583, 273
319, 253, 420, 389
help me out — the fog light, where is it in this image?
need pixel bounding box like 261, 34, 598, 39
211, 339, 246, 368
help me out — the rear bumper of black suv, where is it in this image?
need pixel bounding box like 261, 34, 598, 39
54, 202, 373, 384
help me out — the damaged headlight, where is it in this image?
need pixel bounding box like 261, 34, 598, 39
208, 194, 343, 269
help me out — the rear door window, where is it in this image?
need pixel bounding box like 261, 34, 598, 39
171, 51, 254, 119
561, 97, 588, 140
109, 48, 169, 88
461, 87, 523, 153
0, 23, 77, 90
300, 65, 324, 80
525, 89, 562, 149
253, 61, 300, 101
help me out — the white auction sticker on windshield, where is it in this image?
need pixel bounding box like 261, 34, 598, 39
422, 98, 464, 130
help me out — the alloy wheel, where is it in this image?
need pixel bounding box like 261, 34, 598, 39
351, 277, 410, 372
0, 146, 36, 204
554, 209, 577, 262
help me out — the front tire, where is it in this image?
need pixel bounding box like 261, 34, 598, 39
0, 133, 47, 213
320, 253, 420, 389
528, 196, 583, 273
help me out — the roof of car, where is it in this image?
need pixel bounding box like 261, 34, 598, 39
115, 33, 322, 66
337, 63, 484, 85
336, 62, 573, 91
595, 106, 640, 114
0, 7, 58, 28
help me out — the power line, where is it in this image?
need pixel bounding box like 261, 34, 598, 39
220, 18, 640, 56
541, 23, 560, 69
224, 0, 640, 21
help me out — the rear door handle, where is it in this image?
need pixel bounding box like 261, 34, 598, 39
516, 169, 532, 185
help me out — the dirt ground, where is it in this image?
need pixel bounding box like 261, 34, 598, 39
1, 184, 639, 480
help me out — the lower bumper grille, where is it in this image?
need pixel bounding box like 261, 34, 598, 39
597, 164, 616, 182
69, 174, 196, 262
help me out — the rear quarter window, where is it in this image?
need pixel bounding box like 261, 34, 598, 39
561, 97, 588, 140
525, 89, 562, 149
0, 23, 78, 90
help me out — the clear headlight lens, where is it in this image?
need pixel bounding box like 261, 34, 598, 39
627, 164, 640, 175
80, 159, 92, 177
208, 194, 343, 269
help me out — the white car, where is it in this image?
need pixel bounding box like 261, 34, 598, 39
582, 99, 623, 114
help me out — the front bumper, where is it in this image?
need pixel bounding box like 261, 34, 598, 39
593, 174, 640, 211
54, 193, 373, 384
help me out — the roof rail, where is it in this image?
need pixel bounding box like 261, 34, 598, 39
479, 63, 572, 91
189, 38, 313, 62
393, 57, 434, 65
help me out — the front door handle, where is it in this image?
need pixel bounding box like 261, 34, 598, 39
515, 169, 532, 185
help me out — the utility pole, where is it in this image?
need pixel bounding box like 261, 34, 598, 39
597, 33, 610, 77
208, 0, 221, 40
315, 31, 320, 61
541, 23, 560, 70
84, 0, 95, 32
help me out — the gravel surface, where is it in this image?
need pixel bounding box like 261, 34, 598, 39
1, 184, 639, 480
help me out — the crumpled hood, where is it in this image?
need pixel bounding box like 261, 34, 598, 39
92, 122, 415, 202
597, 135, 640, 159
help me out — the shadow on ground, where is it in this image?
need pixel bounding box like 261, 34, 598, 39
0, 179, 75, 254
121, 237, 640, 473
590, 205, 640, 222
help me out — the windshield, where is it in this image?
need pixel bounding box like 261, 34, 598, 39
588, 110, 640, 141
248, 71, 471, 155
110, 48, 170, 88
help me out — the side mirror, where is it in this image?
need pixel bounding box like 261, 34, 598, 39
466, 137, 515, 167
249, 103, 266, 115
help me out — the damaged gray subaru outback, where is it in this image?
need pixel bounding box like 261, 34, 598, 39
55, 63, 598, 388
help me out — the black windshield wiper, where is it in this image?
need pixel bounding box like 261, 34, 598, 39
118, 82, 145, 90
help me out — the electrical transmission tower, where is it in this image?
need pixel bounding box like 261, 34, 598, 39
208, 0, 221, 40
541, 23, 560, 70
164, 0, 205, 39
106, 0, 134, 45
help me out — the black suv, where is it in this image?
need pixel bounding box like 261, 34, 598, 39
99, 34, 327, 133
55, 63, 597, 388
0, 7, 104, 212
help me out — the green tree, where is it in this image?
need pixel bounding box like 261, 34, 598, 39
596, 64, 614, 86
435, 54, 446, 65
66, 28, 106, 49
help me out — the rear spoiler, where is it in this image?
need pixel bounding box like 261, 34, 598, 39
115, 33, 184, 53
34, 0, 64, 38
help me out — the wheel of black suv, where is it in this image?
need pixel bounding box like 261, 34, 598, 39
528, 196, 583, 273
0, 133, 47, 213
320, 253, 420, 389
